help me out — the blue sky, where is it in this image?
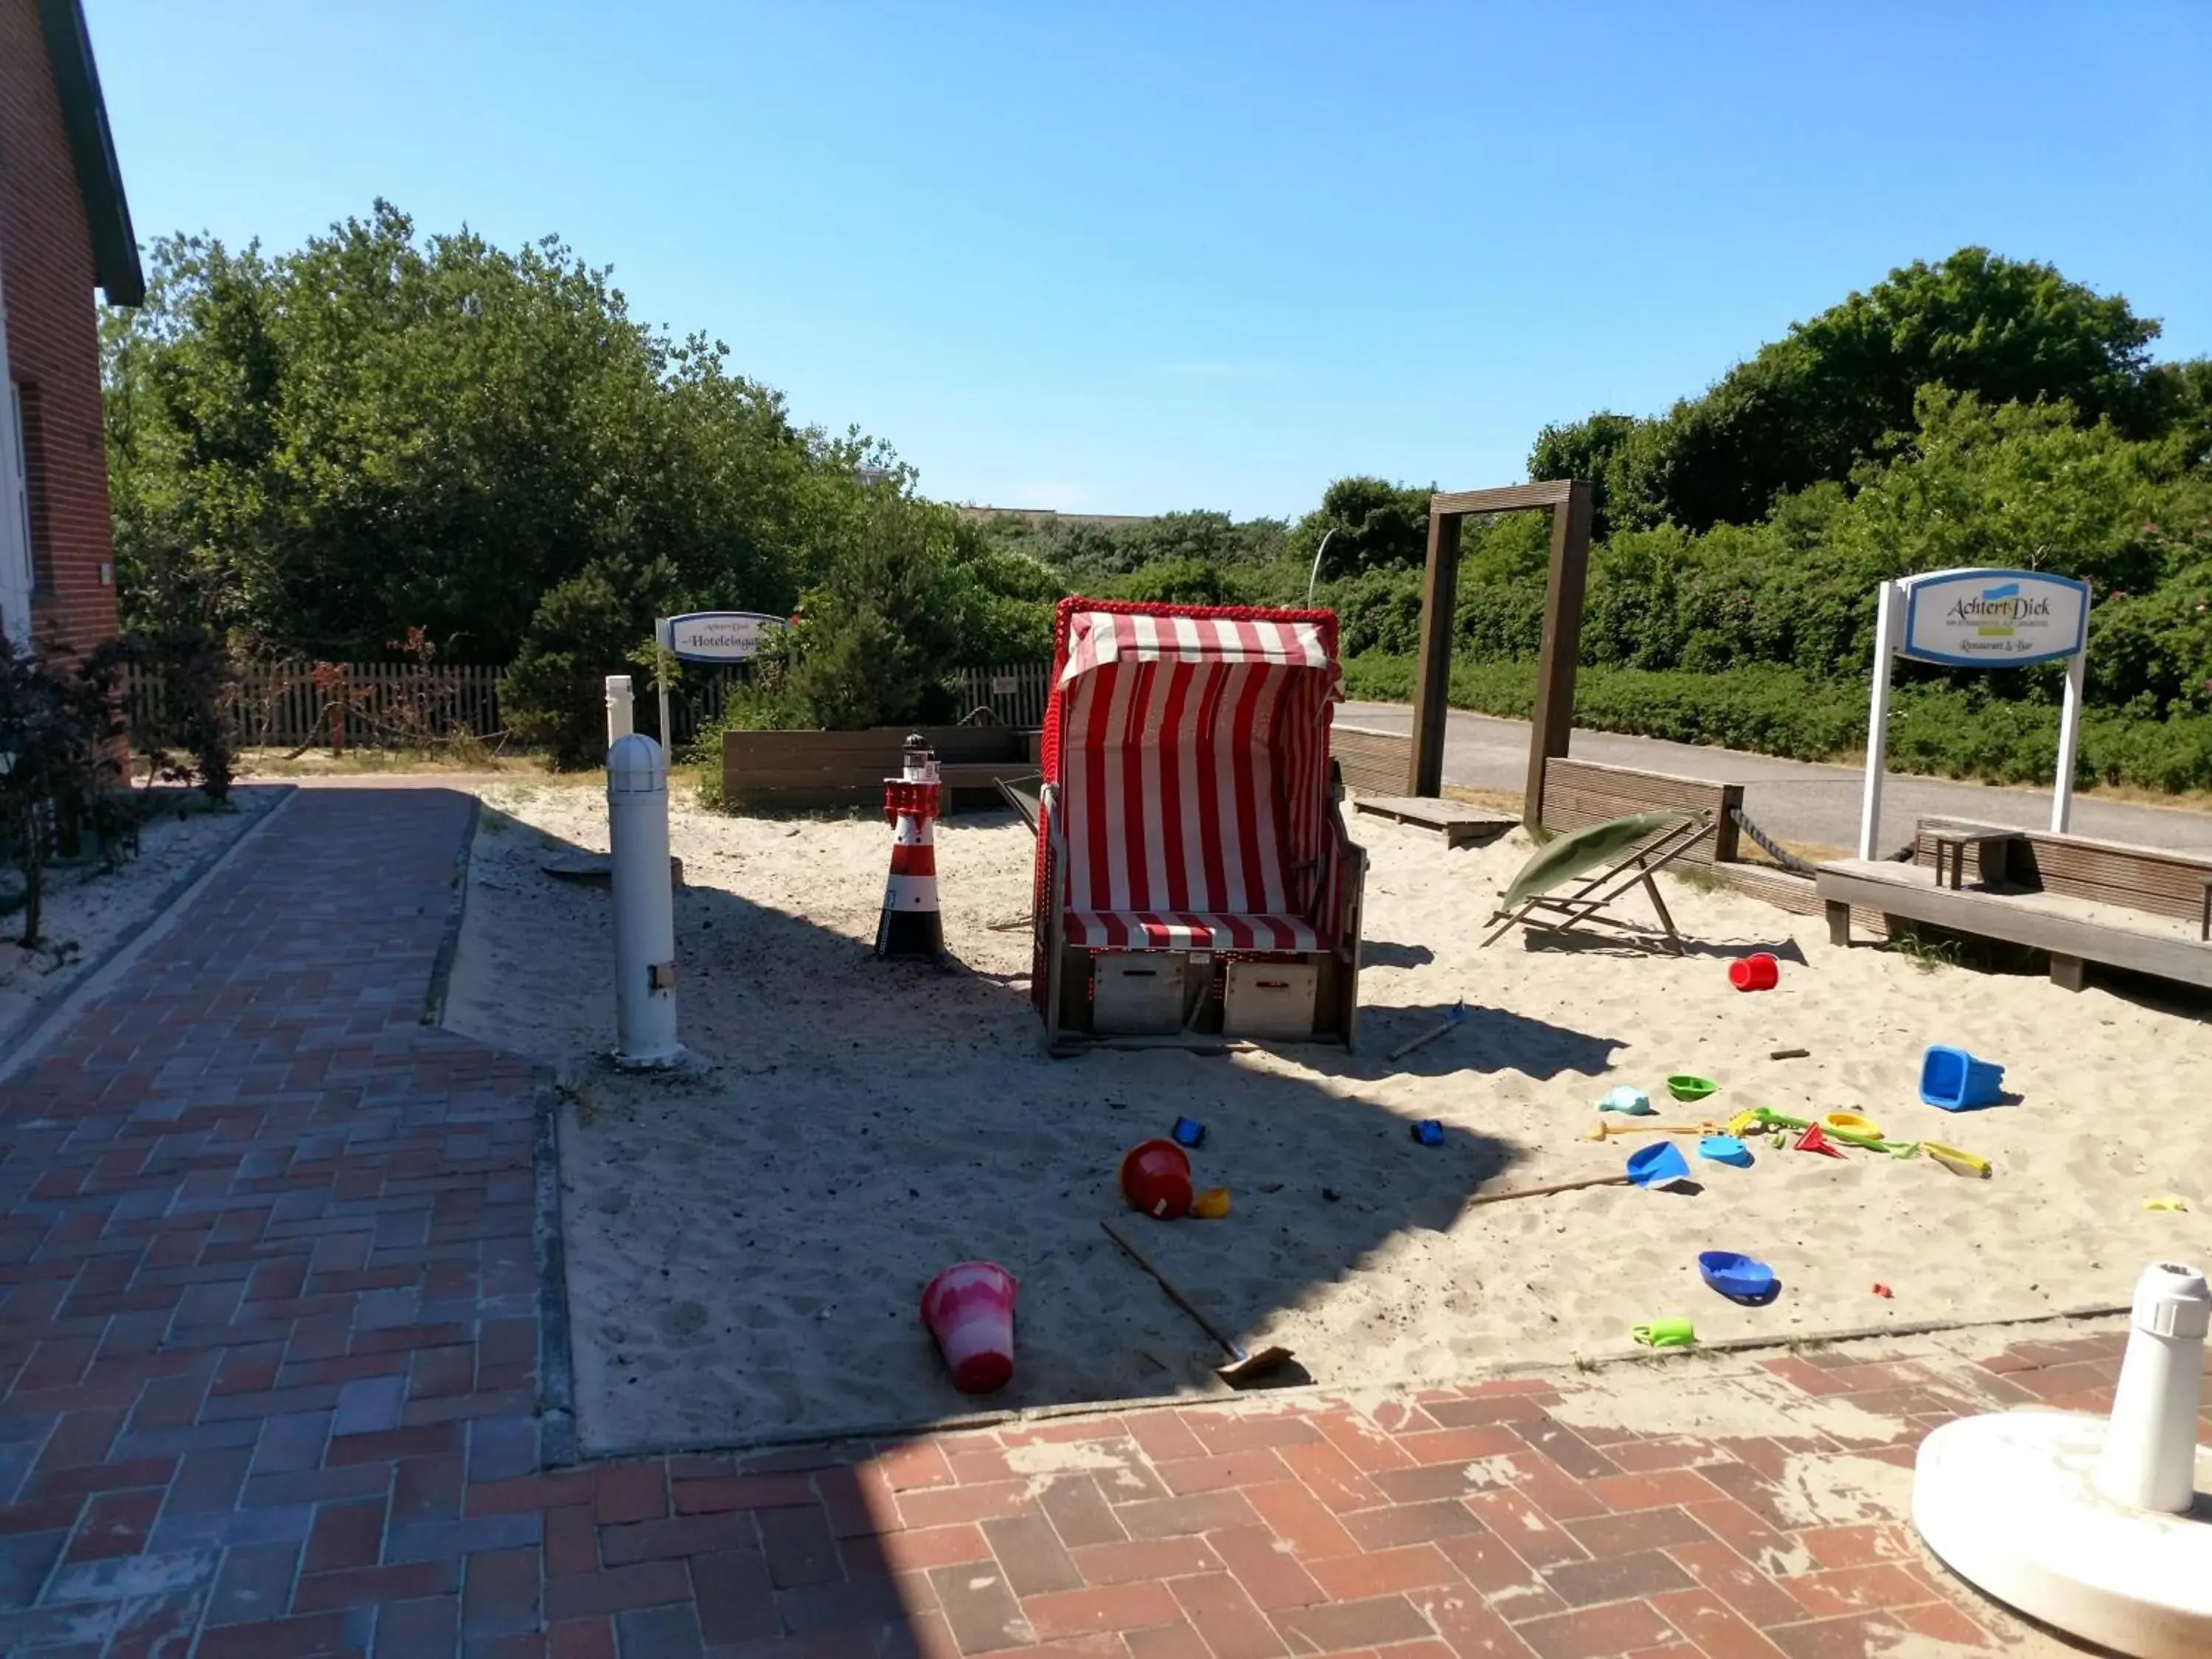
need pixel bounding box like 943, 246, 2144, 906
90, 1, 2211, 520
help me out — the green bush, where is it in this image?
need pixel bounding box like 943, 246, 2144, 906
0, 644, 131, 947
1096, 558, 1253, 608
1291, 477, 1433, 581
1321, 569, 1425, 656
502, 561, 665, 769
101, 627, 238, 803
1450, 392, 2202, 704
945, 541, 1060, 664
1340, 653, 2212, 792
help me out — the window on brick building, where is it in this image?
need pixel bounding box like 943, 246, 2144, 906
1, 380, 35, 647
12, 382, 49, 593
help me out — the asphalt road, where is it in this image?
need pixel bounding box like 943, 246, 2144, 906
1339, 700, 2212, 857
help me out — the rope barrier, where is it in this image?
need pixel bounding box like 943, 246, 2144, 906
1729, 807, 1818, 875
1729, 806, 1917, 872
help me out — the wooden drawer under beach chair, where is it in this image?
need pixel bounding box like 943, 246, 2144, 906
1091, 953, 1188, 1034
1221, 961, 1319, 1038
1057, 940, 1354, 1046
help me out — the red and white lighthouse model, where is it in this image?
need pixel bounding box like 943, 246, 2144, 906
876, 734, 945, 959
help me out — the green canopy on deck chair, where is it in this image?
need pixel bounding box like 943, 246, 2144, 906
1498, 811, 1687, 914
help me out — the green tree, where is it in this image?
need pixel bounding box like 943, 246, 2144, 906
1526, 412, 1672, 538
787, 495, 966, 731
942, 535, 1061, 664
1290, 476, 1434, 581
2141, 358, 2212, 473
1529, 248, 2173, 532
501, 560, 675, 767
1107, 558, 1243, 607
101, 201, 925, 757
975, 508, 1289, 587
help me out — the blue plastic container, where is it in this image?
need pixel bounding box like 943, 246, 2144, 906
1170, 1116, 1207, 1148
1919, 1045, 2006, 1111
1697, 1135, 1753, 1168
1410, 1119, 1444, 1147
1698, 1251, 1778, 1304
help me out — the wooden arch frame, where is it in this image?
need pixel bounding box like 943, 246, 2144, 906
1407, 479, 1595, 826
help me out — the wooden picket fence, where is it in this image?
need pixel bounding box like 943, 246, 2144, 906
122, 660, 507, 752
113, 658, 1051, 756
958, 662, 1051, 729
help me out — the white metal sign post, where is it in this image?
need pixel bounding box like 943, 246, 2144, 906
651, 611, 790, 752
1857, 568, 2092, 858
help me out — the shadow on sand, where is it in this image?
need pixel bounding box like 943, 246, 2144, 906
439, 793, 1646, 1652
1498, 926, 1811, 966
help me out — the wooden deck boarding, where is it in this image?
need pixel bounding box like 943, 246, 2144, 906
1352, 795, 1516, 846
1913, 819, 2212, 928
1816, 855, 2212, 992
1332, 726, 1514, 846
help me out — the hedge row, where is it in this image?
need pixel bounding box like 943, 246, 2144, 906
1340, 654, 2212, 793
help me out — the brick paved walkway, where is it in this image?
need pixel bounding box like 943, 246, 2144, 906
0, 787, 2175, 1656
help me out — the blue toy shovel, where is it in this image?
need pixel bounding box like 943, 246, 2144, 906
1627, 1142, 1691, 1189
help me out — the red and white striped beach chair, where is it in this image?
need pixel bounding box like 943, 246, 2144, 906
1031, 599, 1367, 1051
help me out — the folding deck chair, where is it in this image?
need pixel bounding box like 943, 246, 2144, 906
1031, 599, 1367, 1052
995, 773, 1042, 834
1481, 809, 1714, 953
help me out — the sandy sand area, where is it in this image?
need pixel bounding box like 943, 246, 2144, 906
1, 785, 283, 1046
443, 779, 2212, 1454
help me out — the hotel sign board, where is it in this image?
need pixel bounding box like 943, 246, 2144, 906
658, 611, 789, 664
1859, 566, 2092, 855
1896, 569, 2089, 667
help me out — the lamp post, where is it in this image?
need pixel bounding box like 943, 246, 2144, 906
1305, 528, 1339, 605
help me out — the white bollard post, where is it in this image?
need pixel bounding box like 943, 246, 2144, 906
605, 675, 635, 746
606, 733, 682, 1068
1910, 1254, 2212, 1654
2092, 1260, 2209, 1513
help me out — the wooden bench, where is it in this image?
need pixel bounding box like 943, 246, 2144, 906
1910, 820, 2212, 927
720, 725, 1040, 812
1816, 855, 2212, 992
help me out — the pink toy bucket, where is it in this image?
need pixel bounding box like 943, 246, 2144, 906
920, 1262, 1018, 1394
1728, 953, 1779, 992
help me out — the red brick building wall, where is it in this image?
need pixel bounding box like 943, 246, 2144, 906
0, 0, 121, 658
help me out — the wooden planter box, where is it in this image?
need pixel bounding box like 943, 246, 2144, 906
719, 725, 1040, 813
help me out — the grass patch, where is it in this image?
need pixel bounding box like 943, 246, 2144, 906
554, 1068, 602, 1129
236, 742, 540, 778
1888, 924, 1964, 974
1667, 865, 1731, 895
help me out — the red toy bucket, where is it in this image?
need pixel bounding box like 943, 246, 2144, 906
920, 1262, 1018, 1394
1118, 1139, 1193, 1220
1728, 953, 1779, 992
